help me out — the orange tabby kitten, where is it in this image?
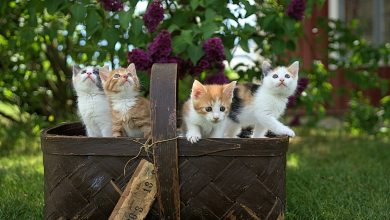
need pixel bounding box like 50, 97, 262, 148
99, 64, 151, 138
182, 80, 236, 143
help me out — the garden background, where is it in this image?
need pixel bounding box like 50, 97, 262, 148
0, 0, 389, 219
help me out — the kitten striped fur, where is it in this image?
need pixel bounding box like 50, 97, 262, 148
100, 64, 151, 138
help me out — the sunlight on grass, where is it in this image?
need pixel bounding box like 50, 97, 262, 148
287, 153, 299, 169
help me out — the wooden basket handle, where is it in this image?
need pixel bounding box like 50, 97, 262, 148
150, 63, 180, 219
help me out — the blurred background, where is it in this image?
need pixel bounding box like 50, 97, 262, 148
0, 0, 389, 219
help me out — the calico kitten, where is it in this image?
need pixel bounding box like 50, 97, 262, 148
182, 80, 236, 143
223, 61, 299, 138
99, 63, 151, 138
72, 65, 113, 137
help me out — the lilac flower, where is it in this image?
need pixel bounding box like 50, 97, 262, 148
203, 37, 226, 63
193, 58, 210, 75
287, 0, 306, 20
100, 0, 123, 12
287, 77, 309, 108
148, 30, 172, 62
296, 77, 309, 95
289, 115, 301, 126
204, 73, 230, 85
287, 96, 297, 108
127, 49, 152, 71
167, 56, 193, 79
143, 0, 164, 33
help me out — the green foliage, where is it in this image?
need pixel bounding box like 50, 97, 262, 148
326, 19, 390, 135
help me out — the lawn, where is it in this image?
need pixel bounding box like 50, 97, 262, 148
0, 128, 389, 219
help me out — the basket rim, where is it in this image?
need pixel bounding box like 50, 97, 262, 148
41, 122, 289, 157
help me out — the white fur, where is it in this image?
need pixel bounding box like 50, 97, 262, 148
72, 66, 112, 137
184, 99, 228, 143
223, 62, 299, 138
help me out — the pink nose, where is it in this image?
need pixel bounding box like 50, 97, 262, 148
213, 117, 219, 121
86, 72, 92, 75
280, 79, 284, 82
123, 75, 128, 79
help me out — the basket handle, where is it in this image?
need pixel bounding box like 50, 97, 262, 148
150, 63, 180, 219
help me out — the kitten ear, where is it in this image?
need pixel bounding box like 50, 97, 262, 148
127, 63, 136, 75
99, 66, 110, 82
262, 61, 271, 77
72, 65, 81, 76
223, 81, 237, 98
127, 63, 140, 87
287, 61, 299, 77
191, 80, 207, 99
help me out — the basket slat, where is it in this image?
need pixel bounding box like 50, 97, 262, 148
150, 63, 180, 219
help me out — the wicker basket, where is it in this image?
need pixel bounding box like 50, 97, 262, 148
41, 64, 288, 219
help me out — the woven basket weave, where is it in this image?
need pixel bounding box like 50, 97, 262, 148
41, 64, 288, 219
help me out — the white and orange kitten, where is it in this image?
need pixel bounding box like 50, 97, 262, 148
223, 61, 299, 138
72, 65, 113, 137
182, 80, 236, 143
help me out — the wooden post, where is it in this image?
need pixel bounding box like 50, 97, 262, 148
150, 64, 180, 219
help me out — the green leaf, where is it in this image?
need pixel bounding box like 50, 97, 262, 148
70, 4, 87, 22
188, 44, 203, 64
102, 28, 119, 49
271, 39, 286, 54
118, 11, 132, 30
86, 9, 100, 37
240, 39, 250, 52
172, 30, 194, 54
45, 0, 64, 14
190, 0, 199, 10
130, 19, 143, 37
201, 22, 218, 39
205, 9, 216, 22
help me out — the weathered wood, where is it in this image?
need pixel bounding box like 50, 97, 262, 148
42, 124, 288, 157
150, 63, 180, 219
109, 159, 157, 220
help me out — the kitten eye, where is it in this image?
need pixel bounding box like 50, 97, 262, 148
205, 107, 212, 112
285, 74, 290, 78
81, 70, 86, 74
272, 74, 278, 79
220, 106, 225, 112
113, 74, 120, 79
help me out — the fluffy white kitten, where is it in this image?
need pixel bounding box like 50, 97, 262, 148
72, 65, 113, 137
223, 61, 299, 138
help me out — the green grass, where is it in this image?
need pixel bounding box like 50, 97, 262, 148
286, 129, 390, 219
0, 154, 43, 219
0, 127, 389, 219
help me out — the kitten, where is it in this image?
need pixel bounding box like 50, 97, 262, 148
72, 65, 113, 137
223, 61, 299, 138
182, 80, 236, 143
99, 63, 151, 138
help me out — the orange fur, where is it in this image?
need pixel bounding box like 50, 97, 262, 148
99, 64, 151, 138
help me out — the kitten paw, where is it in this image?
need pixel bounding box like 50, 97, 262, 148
282, 127, 295, 137
113, 132, 122, 137
186, 134, 201, 143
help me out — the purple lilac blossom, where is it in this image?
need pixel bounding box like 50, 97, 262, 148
148, 30, 172, 62
100, 0, 123, 12
287, 0, 306, 20
203, 37, 226, 63
127, 49, 152, 71
143, 0, 164, 33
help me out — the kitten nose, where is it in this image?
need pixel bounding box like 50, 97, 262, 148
280, 79, 284, 82
213, 116, 219, 121
123, 75, 128, 79
86, 72, 92, 75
